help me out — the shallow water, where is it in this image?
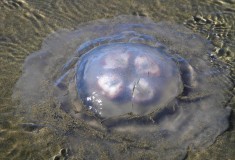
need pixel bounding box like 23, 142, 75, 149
0, 0, 234, 160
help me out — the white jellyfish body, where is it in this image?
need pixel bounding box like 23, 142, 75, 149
76, 43, 183, 117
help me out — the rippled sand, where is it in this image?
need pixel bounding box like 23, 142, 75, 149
0, 0, 234, 159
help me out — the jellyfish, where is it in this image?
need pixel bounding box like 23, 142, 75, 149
75, 43, 184, 118
13, 16, 232, 160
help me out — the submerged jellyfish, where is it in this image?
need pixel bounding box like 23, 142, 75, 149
13, 16, 232, 159
76, 43, 183, 118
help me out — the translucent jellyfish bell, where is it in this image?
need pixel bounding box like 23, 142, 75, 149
13, 16, 232, 160
76, 43, 183, 118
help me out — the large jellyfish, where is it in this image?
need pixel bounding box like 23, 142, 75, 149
76, 43, 183, 118
13, 16, 232, 160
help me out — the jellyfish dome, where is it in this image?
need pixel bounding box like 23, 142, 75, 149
76, 43, 183, 118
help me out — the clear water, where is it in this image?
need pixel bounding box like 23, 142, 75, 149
0, 0, 234, 159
